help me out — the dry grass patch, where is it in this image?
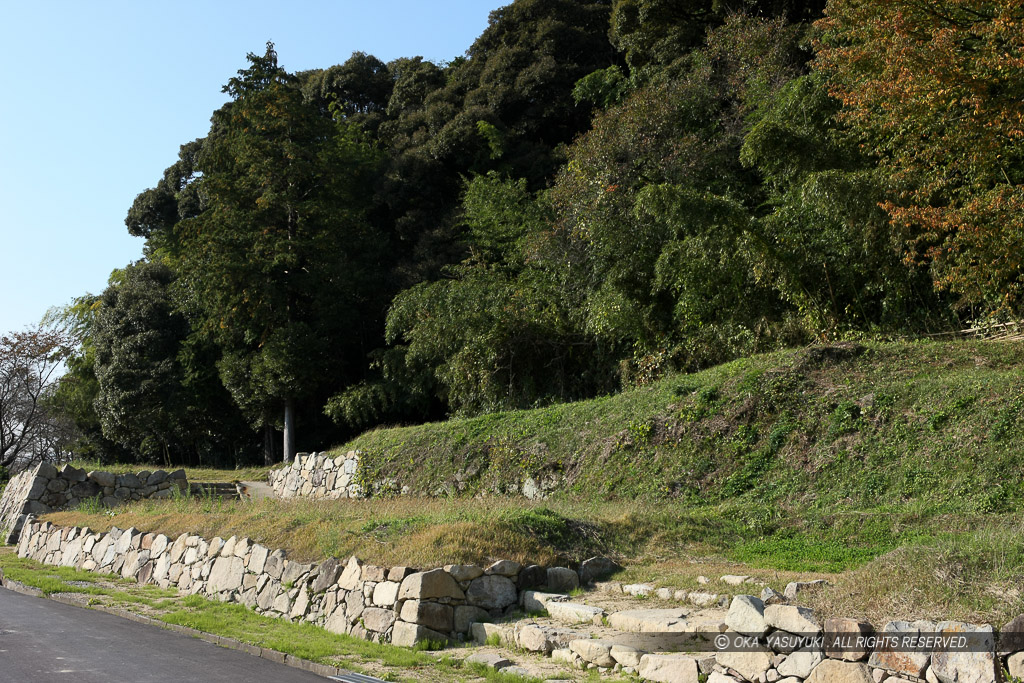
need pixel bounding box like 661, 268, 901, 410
45, 496, 619, 566
614, 557, 836, 595
65, 460, 273, 484
41, 494, 1024, 625
803, 522, 1024, 625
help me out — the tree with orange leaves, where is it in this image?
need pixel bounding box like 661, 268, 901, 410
815, 0, 1024, 317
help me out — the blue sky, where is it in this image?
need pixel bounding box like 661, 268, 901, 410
0, 0, 506, 335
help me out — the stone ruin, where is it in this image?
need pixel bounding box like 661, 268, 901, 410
0, 462, 188, 543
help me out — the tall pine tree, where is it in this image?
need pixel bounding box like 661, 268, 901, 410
174, 43, 384, 462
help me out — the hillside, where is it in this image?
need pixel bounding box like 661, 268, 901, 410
340, 339, 1024, 513
43, 338, 1024, 624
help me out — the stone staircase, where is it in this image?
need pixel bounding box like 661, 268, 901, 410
463, 582, 733, 680
188, 482, 243, 501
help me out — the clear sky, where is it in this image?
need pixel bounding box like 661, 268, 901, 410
0, 0, 507, 335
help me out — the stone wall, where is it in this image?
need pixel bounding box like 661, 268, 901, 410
531, 591, 1017, 683
268, 450, 560, 500
16, 519, 1024, 683
268, 451, 364, 499
0, 463, 188, 543
16, 519, 595, 647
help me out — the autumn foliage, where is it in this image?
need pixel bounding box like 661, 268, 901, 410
815, 0, 1024, 315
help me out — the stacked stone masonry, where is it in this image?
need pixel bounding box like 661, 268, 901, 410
16, 520, 1024, 683
267, 450, 560, 500
0, 463, 188, 543
507, 590, 1018, 683
268, 451, 364, 499
16, 520, 592, 649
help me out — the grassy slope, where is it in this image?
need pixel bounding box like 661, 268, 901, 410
342, 339, 1024, 513
42, 339, 1024, 623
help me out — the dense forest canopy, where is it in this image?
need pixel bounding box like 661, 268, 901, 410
34, 0, 1024, 466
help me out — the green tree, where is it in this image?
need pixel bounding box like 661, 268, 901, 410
92, 261, 252, 466
549, 14, 819, 377
331, 173, 617, 420
739, 73, 947, 332
173, 43, 384, 462
375, 0, 617, 285
44, 295, 128, 463
300, 52, 394, 136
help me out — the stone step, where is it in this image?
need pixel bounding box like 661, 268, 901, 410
546, 600, 606, 625
607, 608, 690, 633
189, 482, 243, 500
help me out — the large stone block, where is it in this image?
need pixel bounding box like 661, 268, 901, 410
578, 556, 623, 585
465, 574, 517, 610
471, 622, 515, 647
247, 544, 269, 575
400, 600, 453, 633
765, 604, 822, 635
727, 595, 769, 636
518, 625, 580, 654
445, 564, 484, 582
391, 621, 448, 648
372, 581, 400, 607
607, 608, 687, 633
207, 555, 245, 593
60, 465, 87, 482
867, 621, 933, 678
570, 639, 616, 667
361, 607, 396, 633
546, 566, 579, 593
117, 473, 143, 489
717, 647, 773, 681
521, 590, 563, 613
518, 564, 547, 590
825, 617, 874, 661
398, 568, 465, 601
639, 654, 700, 683
337, 556, 363, 591
611, 643, 644, 668
547, 601, 604, 625
454, 605, 491, 633
281, 560, 311, 586
484, 560, 520, 577
88, 471, 116, 488
264, 550, 286, 580
930, 622, 998, 683
1007, 652, 1024, 680
312, 558, 341, 593
779, 646, 825, 678
805, 659, 875, 683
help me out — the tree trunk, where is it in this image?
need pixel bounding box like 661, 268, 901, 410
263, 424, 276, 466
283, 398, 295, 464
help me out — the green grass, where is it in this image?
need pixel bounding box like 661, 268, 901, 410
162, 596, 434, 670
336, 339, 1024, 513
0, 551, 182, 610
35, 338, 1024, 624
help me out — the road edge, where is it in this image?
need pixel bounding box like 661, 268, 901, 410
0, 568, 354, 680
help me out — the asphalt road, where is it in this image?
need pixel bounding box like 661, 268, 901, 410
0, 587, 330, 682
